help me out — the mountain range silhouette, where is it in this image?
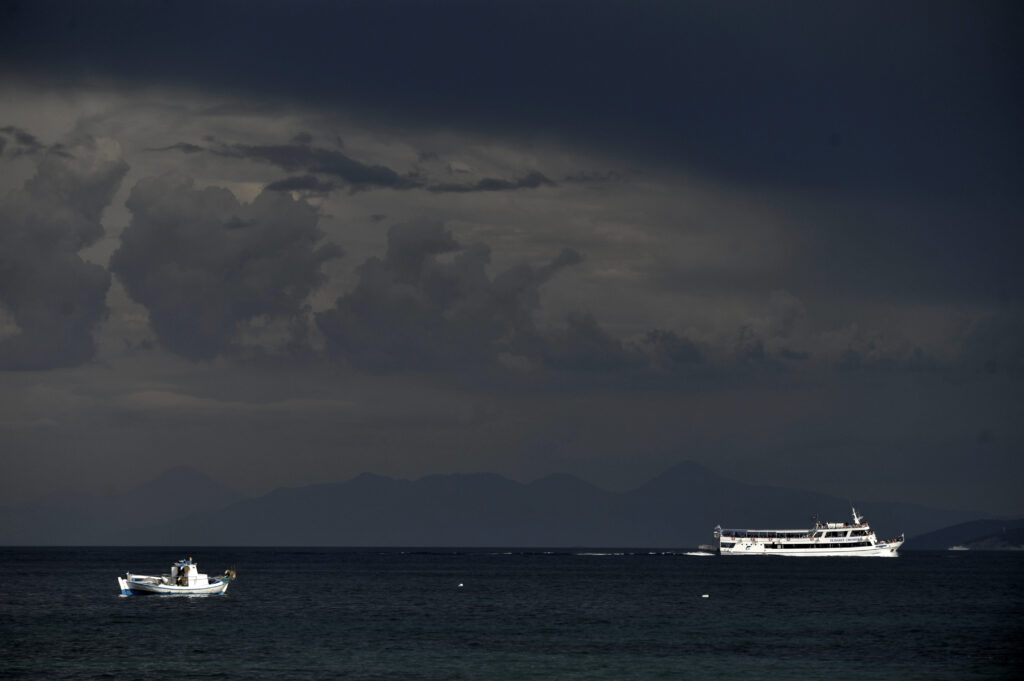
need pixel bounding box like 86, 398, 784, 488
0, 462, 994, 547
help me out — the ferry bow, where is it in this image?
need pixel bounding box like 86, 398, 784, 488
713, 507, 904, 557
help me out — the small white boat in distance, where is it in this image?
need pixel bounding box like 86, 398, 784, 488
714, 507, 904, 557
118, 557, 236, 595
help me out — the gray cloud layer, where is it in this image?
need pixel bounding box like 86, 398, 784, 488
0, 138, 127, 369
212, 142, 419, 191
110, 174, 342, 360
316, 220, 582, 374
426, 171, 555, 194
159, 139, 558, 196
0, 126, 46, 158
5, 1, 1018, 205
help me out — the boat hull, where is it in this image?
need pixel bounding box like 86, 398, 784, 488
118, 576, 230, 596
719, 540, 903, 557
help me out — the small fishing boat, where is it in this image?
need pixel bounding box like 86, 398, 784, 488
118, 557, 236, 595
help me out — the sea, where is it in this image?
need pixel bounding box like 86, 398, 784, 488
1, 547, 1021, 680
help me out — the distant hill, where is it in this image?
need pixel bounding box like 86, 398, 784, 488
123, 461, 983, 547
0, 466, 244, 545
908, 518, 1024, 550
1, 461, 992, 547
965, 527, 1024, 550
129, 471, 634, 547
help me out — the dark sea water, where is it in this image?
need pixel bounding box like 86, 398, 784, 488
1, 548, 1021, 680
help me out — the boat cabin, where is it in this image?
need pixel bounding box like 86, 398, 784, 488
170, 558, 210, 587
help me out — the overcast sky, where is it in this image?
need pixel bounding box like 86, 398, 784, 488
1, 1, 1021, 516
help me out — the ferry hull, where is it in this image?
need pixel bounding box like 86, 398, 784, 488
719, 541, 903, 557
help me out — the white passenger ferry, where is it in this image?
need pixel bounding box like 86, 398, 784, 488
714, 508, 904, 557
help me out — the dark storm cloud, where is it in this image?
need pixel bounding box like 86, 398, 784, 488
734, 326, 766, 365
0, 138, 128, 369
213, 143, 421, 191
0, 125, 45, 157
639, 330, 704, 372
836, 344, 941, 375
219, 140, 419, 188
6, 1, 1017, 308
316, 220, 582, 374
540, 314, 635, 373
154, 139, 422, 191
147, 142, 204, 154
646, 190, 1024, 307
427, 171, 555, 194
160, 139, 557, 196
313, 223, 714, 382
110, 174, 342, 361
264, 175, 338, 195
562, 170, 626, 184
3, 1, 1019, 200
955, 309, 1024, 378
